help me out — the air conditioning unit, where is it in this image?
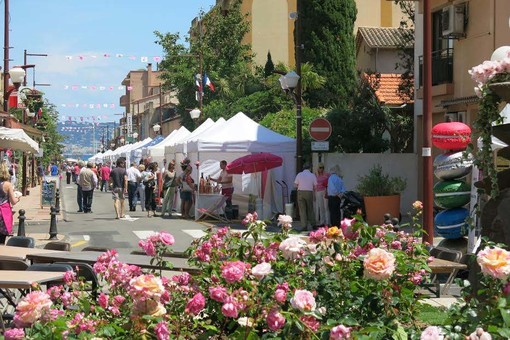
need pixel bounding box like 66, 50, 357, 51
442, 4, 465, 37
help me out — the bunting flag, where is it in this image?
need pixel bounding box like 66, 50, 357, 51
65, 54, 163, 62
60, 103, 116, 109
203, 73, 215, 92
63, 85, 130, 91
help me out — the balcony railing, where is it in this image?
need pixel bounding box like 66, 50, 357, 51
419, 48, 454, 87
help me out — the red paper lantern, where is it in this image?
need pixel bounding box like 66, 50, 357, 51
432, 122, 471, 150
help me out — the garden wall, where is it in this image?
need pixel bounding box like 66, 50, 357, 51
313, 153, 419, 219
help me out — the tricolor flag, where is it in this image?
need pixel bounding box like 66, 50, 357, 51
203, 73, 215, 92
195, 73, 202, 92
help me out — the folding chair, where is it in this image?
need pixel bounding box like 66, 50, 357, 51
428, 246, 463, 296
196, 195, 229, 223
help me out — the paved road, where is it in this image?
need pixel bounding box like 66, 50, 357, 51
42, 184, 222, 254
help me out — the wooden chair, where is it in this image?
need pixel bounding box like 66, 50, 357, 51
428, 246, 463, 296
6, 236, 35, 248
44, 241, 71, 251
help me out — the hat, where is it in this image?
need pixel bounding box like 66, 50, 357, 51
318, 163, 324, 168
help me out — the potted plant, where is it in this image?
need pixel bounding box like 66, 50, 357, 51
356, 164, 407, 225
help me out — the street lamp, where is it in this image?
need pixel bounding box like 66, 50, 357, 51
119, 137, 125, 145
153, 123, 161, 135
9, 66, 26, 88
110, 142, 115, 149
132, 132, 139, 141
279, 70, 303, 173
190, 108, 201, 120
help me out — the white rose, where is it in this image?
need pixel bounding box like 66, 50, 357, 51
251, 262, 273, 280
279, 237, 306, 260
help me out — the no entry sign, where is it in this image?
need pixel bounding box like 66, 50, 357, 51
309, 118, 332, 141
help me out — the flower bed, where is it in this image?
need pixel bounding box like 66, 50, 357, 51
2, 207, 506, 339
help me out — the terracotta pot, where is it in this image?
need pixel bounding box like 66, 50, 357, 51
363, 195, 401, 226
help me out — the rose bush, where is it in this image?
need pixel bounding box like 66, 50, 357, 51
9, 205, 497, 339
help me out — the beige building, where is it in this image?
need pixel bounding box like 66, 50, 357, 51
217, 0, 406, 67
119, 64, 179, 141
414, 0, 510, 151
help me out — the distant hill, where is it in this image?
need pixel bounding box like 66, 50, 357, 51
58, 122, 116, 159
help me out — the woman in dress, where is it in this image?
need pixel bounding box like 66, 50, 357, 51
315, 163, 330, 226
0, 162, 20, 244
161, 161, 177, 218
137, 164, 146, 212
142, 162, 158, 217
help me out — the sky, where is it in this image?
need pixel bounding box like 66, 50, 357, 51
3, 0, 216, 124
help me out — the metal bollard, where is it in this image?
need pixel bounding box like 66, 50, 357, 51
55, 189, 60, 215
17, 209, 26, 237
49, 206, 58, 240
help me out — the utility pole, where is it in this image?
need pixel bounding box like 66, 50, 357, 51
3, 0, 9, 112
295, 0, 303, 173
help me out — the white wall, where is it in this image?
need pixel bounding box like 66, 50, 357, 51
313, 153, 419, 217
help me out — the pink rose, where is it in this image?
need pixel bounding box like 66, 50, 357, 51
277, 214, 293, 228
251, 262, 273, 280
330, 324, 352, 339
274, 288, 287, 303
412, 200, 423, 210
98, 293, 109, 308
155, 321, 170, 340
4, 328, 25, 340
222, 301, 239, 318
266, 308, 286, 331
300, 315, 320, 332
186, 292, 206, 315
477, 246, 510, 280
290, 289, 316, 312
420, 326, 443, 340
209, 286, 228, 303
159, 231, 175, 245
363, 248, 396, 280
221, 261, 249, 283
340, 218, 357, 239
14, 291, 53, 327
279, 237, 306, 260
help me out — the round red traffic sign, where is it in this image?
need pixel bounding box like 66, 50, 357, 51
309, 118, 332, 141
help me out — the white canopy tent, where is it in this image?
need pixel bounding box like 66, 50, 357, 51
183, 112, 296, 220
167, 118, 225, 157
147, 126, 191, 168
0, 127, 39, 154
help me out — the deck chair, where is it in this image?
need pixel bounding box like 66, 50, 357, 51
196, 195, 229, 223
428, 246, 463, 296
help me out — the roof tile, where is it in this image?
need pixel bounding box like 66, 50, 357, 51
365, 73, 414, 106
357, 26, 414, 50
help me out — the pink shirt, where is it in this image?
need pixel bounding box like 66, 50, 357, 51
101, 166, 111, 181
315, 172, 330, 192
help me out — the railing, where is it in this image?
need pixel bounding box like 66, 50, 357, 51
418, 48, 454, 87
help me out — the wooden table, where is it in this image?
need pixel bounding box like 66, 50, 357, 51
427, 257, 467, 296
0, 270, 65, 289
0, 245, 64, 261
26, 251, 199, 274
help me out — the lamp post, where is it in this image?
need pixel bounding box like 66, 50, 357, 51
132, 131, 139, 141
153, 123, 161, 136
279, 70, 302, 174
190, 108, 201, 121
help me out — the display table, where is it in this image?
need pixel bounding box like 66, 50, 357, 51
0, 245, 65, 261
195, 193, 227, 222
0, 270, 66, 289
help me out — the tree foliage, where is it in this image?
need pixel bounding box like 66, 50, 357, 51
300, 0, 357, 109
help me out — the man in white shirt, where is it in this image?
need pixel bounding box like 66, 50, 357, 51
211, 160, 234, 207
126, 162, 142, 211
77, 162, 98, 213
294, 163, 317, 231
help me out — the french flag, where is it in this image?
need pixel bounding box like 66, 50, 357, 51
203, 73, 215, 92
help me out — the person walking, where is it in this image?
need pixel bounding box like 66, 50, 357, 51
109, 158, 127, 219
210, 160, 234, 207
315, 163, 330, 226
0, 162, 21, 244
136, 164, 146, 212
50, 162, 59, 176
76, 162, 84, 212
126, 162, 142, 211
142, 162, 158, 217
100, 163, 111, 192
77, 162, 98, 213
327, 165, 346, 228
294, 163, 317, 231
179, 165, 195, 219
37, 162, 44, 185
161, 161, 177, 218
65, 162, 72, 184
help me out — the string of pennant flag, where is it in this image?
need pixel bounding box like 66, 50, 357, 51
63, 85, 132, 91
65, 54, 162, 62
60, 103, 116, 109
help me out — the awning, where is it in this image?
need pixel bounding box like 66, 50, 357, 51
0, 127, 39, 154
439, 95, 479, 108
